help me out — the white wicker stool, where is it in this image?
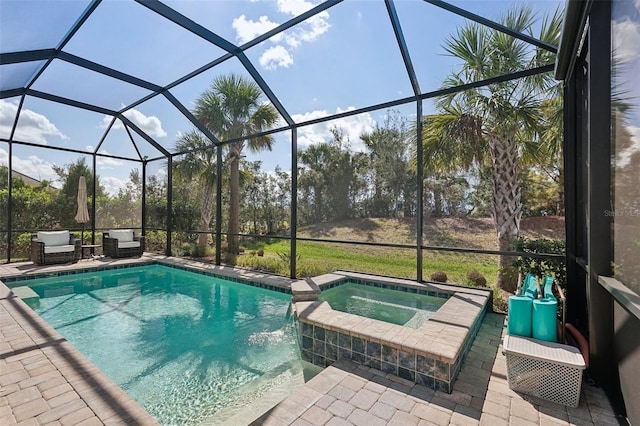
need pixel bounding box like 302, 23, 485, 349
503, 334, 586, 407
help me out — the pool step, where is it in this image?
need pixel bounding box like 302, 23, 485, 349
291, 279, 321, 302
11, 286, 40, 308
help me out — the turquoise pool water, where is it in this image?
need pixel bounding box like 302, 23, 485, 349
26, 265, 301, 425
318, 282, 447, 328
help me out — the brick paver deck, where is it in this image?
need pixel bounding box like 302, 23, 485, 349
0, 277, 158, 425
1, 257, 623, 425
253, 313, 621, 426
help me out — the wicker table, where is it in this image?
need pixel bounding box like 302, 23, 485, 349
81, 244, 102, 259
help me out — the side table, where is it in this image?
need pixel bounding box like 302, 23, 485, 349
81, 244, 102, 259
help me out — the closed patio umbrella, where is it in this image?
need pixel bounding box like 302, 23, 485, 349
75, 175, 90, 244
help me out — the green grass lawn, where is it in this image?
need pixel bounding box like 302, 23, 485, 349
236, 239, 499, 287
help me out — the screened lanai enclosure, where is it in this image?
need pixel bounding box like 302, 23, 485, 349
0, 0, 567, 287
2, 0, 640, 422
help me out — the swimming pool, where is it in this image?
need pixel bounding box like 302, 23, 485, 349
23, 264, 302, 425
318, 282, 447, 328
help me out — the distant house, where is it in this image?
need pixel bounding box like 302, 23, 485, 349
10, 170, 57, 190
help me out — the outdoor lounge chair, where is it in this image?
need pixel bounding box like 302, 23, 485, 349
103, 229, 144, 258
31, 230, 81, 265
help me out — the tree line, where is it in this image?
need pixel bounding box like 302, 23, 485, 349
1, 4, 564, 292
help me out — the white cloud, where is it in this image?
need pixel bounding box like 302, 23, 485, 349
0, 99, 67, 145
232, 0, 330, 70
232, 15, 281, 44
101, 108, 167, 138
260, 45, 294, 70
617, 125, 640, 168
100, 176, 127, 197
282, 11, 329, 48
292, 107, 375, 151
613, 18, 640, 63
277, 0, 314, 16
96, 150, 125, 169
0, 148, 59, 186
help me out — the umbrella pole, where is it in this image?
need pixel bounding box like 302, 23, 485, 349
81, 223, 84, 246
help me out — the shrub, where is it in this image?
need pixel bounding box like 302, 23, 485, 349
511, 237, 566, 291
277, 250, 301, 263
257, 248, 264, 257
467, 269, 487, 287
146, 230, 167, 253
191, 244, 211, 258
296, 260, 331, 277
430, 271, 448, 283
493, 288, 508, 313
13, 232, 33, 260
236, 255, 287, 275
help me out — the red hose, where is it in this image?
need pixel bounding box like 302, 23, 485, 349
565, 322, 589, 368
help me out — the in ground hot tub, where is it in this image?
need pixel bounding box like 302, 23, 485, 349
292, 272, 491, 393
318, 282, 447, 328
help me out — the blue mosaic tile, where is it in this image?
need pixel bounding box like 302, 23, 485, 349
313, 325, 325, 341
416, 355, 436, 376
365, 357, 381, 370
313, 339, 325, 356
353, 351, 366, 364
435, 379, 451, 393
435, 360, 450, 381
381, 345, 397, 364
380, 361, 397, 375
338, 333, 351, 349
352, 337, 366, 354
399, 350, 416, 370
416, 373, 434, 388
302, 336, 313, 350
301, 322, 313, 338
366, 341, 381, 359
338, 348, 351, 360
398, 367, 415, 382
313, 354, 326, 367
301, 349, 313, 363
326, 330, 338, 345
326, 343, 338, 361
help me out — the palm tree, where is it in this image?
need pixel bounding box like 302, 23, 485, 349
173, 130, 217, 247
419, 6, 563, 292
194, 74, 279, 255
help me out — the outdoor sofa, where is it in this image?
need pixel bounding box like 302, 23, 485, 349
31, 230, 81, 265
103, 229, 144, 258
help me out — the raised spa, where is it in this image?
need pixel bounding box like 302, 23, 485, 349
292, 272, 491, 393
318, 282, 447, 328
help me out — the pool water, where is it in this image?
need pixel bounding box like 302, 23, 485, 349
318, 282, 447, 328
26, 265, 301, 425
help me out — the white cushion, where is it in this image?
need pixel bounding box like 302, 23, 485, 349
37, 230, 69, 246
117, 241, 140, 249
44, 244, 75, 254
109, 229, 134, 242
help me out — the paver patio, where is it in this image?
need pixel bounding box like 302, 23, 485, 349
0, 258, 622, 425
253, 313, 621, 426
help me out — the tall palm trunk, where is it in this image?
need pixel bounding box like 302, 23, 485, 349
198, 185, 215, 246
488, 134, 522, 293
228, 143, 242, 254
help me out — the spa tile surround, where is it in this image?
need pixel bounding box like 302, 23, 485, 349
293, 272, 490, 393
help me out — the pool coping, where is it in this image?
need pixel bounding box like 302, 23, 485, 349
0, 254, 295, 294
291, 271, 491, 393
0, 254, 297, 425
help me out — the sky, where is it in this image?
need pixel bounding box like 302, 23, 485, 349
612, 0, 640, 169
0, 0, 576, 196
